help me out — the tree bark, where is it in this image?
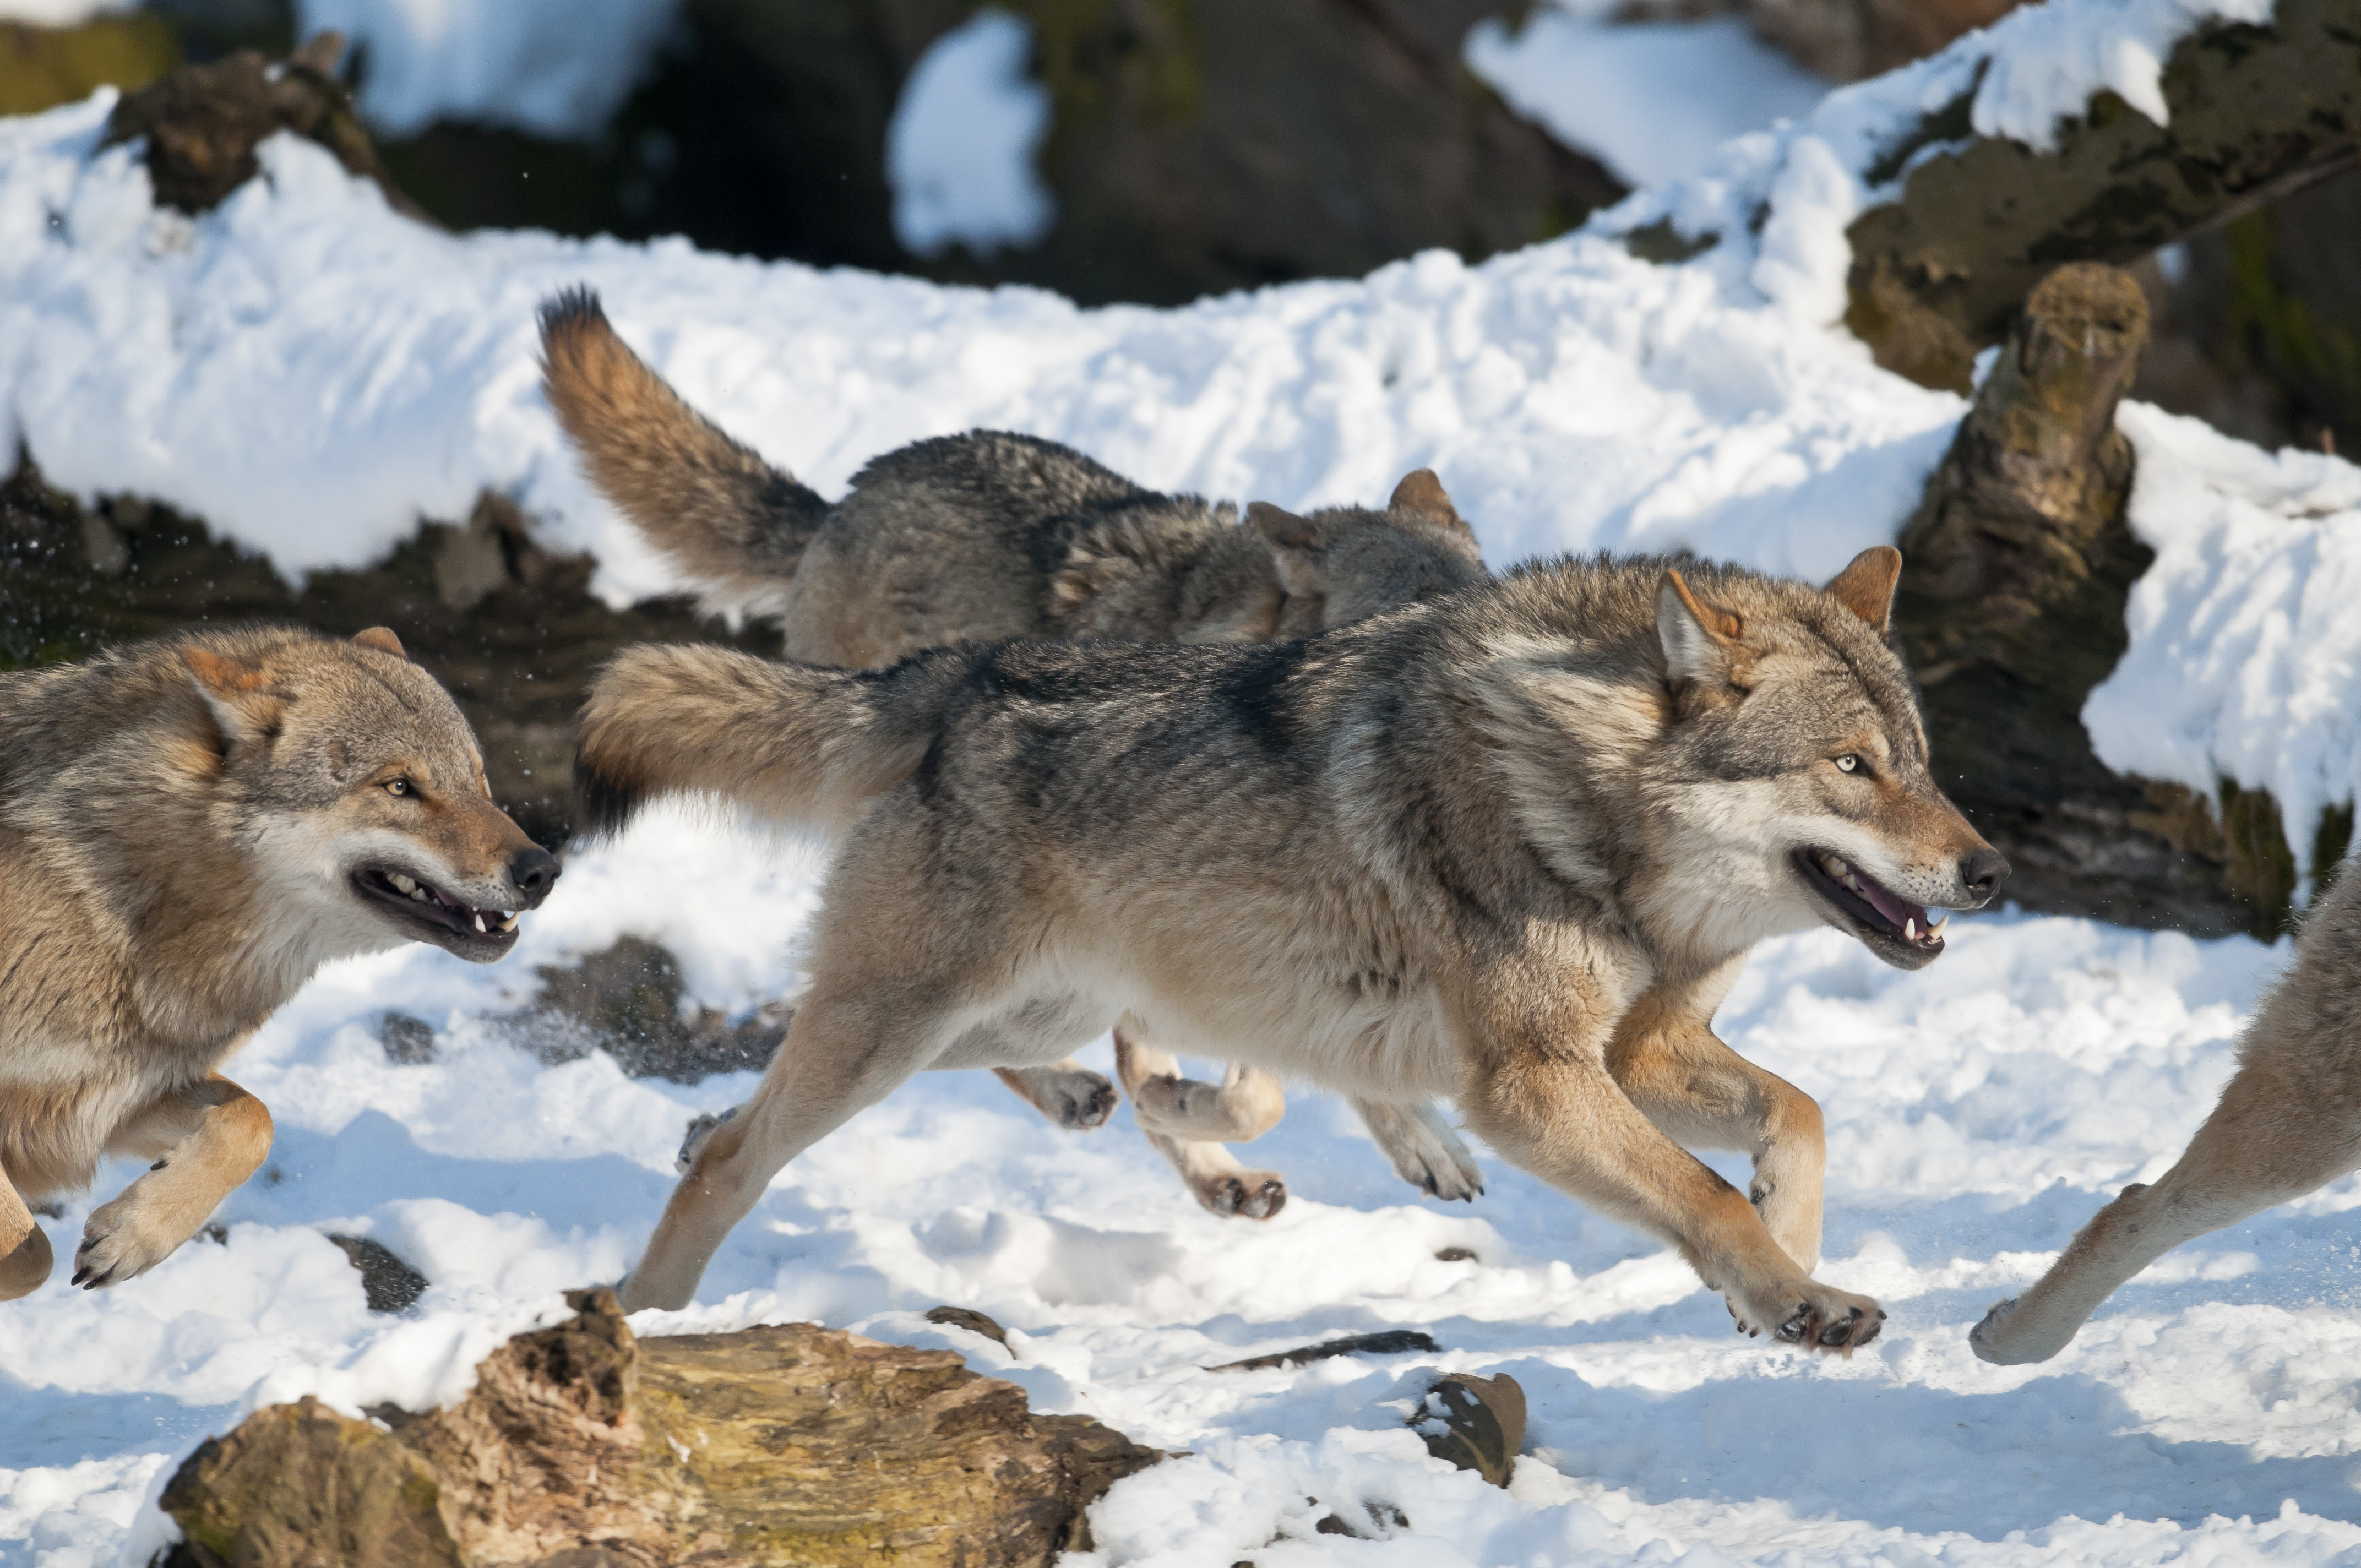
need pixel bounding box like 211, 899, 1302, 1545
1893, 262, 2340, 939
1846, 0, 2361, 393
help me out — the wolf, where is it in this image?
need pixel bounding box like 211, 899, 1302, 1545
540, 287, 1490, 1219
0, 626, 558, 1300
1971, 855, 2361, 1364
576, 546, 2009, 1342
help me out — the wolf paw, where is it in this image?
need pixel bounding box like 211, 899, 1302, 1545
1731, 1285, 1885, 1353
1385, 1114, 1484, 1203
0, 1225, 53, 1300
73, 1198, 188, 1290
1048, 1071, 1119, 1130
676, 1105, 741, 1174
1196, 1168, 1287, 1220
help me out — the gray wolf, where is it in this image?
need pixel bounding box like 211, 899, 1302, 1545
1971, 856, 2361, 1364
576, 546, 2009, 1344
540, 286, 1488, 1218
0, 627, 558, 1300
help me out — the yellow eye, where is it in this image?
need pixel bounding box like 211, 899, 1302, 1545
385, 778, 412, 797
1835, 754, 1860, 774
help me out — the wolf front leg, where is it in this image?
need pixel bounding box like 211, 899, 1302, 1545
1454, 966, 1880, 1353
1116, 1021, 1286, 1218
77, 1074, 273, 1289
1605, 966, 1826, 1271
0, 1166, 55, 1300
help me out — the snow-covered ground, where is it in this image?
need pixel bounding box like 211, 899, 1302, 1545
8, 808, 2361, 1567
886, 8, 1056, 259
10, 0, 2361, 1561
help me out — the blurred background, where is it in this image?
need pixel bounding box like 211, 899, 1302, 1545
3, 0, 2349, 456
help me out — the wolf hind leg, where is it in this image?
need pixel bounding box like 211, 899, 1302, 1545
1113, 1022, 1285, 1218
0, 1167, 52, 1302
1116, 1023, 1286, 1143
624, 976, 979, 1313
994, 1061, 1118, 1130
76, 1074, 273, 1290
1355, 1099, 1484, 1201
1972, 1050, 2361, 1365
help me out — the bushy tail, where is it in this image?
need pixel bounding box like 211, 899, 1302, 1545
538, 288, 828, 616
573, 643, 954, 842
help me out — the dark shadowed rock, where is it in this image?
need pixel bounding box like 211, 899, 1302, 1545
327, 1234, 431, 1314
160, 1288, 1165, 1567
518, 936, 789, 1082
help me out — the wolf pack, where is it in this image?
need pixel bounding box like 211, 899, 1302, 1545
3, 290, 2355, 1386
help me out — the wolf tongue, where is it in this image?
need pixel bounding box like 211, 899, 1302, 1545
1854, 873, 1928, 933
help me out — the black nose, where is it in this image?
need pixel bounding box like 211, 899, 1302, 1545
510, 846, 561, 906
1960, 846, 2010, 901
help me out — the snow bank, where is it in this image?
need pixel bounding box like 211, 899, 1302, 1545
1466, 10, 1829, 189
294, 0, 680, 139
887, 9, 1055, 259
2083, 404, 2361, 878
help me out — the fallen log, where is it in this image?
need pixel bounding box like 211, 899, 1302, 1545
157, 1287, 1163, 1568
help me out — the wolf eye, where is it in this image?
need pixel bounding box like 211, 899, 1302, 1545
1835, 754, 1861, 774
385, 778, 414, 798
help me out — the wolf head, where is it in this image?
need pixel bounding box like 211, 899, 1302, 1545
182, 627, 559, 965
1251, 469, 1487, 634
1473, 548, 2005, 972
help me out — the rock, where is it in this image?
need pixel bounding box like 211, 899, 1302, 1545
159, 1288, 1165, 1567
327, 1235, 431, 1314
924, 1304, 1013, 1350
519, 936, 789, 1082
379, 1013, 438, 1065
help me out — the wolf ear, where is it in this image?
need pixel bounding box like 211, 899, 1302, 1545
1389, 469, 1472, 535
183, 646, 286, 752
1823, 545, 1902, 634
1656, 568, 1745, 687
352, 626, 408, 660
1248, 502, 1327, 597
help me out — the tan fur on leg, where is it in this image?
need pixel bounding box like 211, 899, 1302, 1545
993, 1061, 1118, 1129
1138, 1125, 1287, 1219
74, 1076, 273, 1290
0, 1172, 51, 1301
1117, 1022, 1286, 1142
1605, 963, 1826, 1271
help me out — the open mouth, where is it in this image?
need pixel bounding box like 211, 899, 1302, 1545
351, 866, 520, 950
1793, 848, 1946, 957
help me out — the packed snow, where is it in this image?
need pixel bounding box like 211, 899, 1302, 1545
1466, 9, 1829, 189
8, 805, 2361, 1567
886, 8, 1056, 259
293, 0, 680, 139
12, 0, 2361, 1561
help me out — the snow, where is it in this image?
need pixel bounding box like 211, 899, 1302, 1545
1466, 10, 1830, 189
0, 0, 132, 24
10, 804, 2361, 1566
1972, 0, 2274, 150
887, 8, 1056, 259
293, 0, 681, 140
2083, 404, 2361, 881
13, 0, 2361, 1560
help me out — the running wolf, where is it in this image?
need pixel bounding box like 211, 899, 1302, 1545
0, 627, 559, 1300
1971, 856, 2361, 1364
577, 547, 2009, 1343
540, 287, 1489, 1218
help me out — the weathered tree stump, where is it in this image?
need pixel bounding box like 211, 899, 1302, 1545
159, 1288, 1163, 1568
1893, 262, 2335, 938
1845, 0, 2361, 393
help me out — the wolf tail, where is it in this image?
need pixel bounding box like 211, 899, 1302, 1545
538, 288, 828, 615
573, 643, 957, 842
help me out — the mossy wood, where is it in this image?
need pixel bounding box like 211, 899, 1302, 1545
158, 1288, 1162, 1567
